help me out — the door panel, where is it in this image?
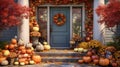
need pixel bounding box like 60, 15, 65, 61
50, 7, 70, 48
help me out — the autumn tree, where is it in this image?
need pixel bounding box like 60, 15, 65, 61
0, 0, 30, 31
96, 0, 120, 49
96, 0, 120, 28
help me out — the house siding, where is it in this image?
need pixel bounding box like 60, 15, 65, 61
104, 28, 114, 43
104, 25, 120, 43
0, 27, 17, 42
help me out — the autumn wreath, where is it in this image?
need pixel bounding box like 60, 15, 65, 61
53, 13, 66, 26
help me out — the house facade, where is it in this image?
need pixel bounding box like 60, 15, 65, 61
0, 0, 118, 48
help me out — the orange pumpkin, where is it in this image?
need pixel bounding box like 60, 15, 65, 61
26, 48, 32, 54
93, 59, 99, 64
86, 51, 92, 56
18, 58, 26, 63
83, 56, 91, 63
19, 45, 25, 50
11, 38, 17, 44
25, 60, 29, 65
32, 55, 41, 64
21, 49, 26, 54
0, 57, 6, 63
9, 44, 15, 50
2, 50, 10, 57
99, 58, 109, 66
5, 45, 9, 49
78, 59, 84, 64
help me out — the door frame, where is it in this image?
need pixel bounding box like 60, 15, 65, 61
37, 5, 85, 48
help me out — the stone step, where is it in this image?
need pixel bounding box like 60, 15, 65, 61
35, 50, 86, 57
41, 56, 80, 62
35, 49, 86, 62
36, 52, 85, 57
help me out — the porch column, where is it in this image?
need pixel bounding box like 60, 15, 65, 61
93, 0, 105, 43
17, 0, 29, 44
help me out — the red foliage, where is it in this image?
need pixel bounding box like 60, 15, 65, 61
96, 0, 120, 28
0, 0, 30, 30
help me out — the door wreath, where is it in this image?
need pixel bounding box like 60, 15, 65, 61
53, 13, 66, 26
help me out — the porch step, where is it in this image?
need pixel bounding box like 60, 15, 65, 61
41, 56, 80, 62
35, 49, 86, 63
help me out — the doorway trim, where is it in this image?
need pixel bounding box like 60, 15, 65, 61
37, 5, 85, 47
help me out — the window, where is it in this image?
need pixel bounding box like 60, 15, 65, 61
72, 7, 82, 37
37, 7, 48, 40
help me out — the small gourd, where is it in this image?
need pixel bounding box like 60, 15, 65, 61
83, 49, 88, 53
11, 38, 17, 44
13, 58, 18, 65
29, 60, 35, 65
83, 56, 91, 63
0, 57, 6, 63
33, 27, 39, 32
70, 40, 75, 45
36, 42, 44, 51
43, 41, 48, 45
2, 50, 10, 57
1, 60, 9, 66
44, 44, 51, 50
26, 48, 33, 54
20, 62, 25, 66
78, 48, 84, 52
74, 48, 78, 52
14, 61, 19, 65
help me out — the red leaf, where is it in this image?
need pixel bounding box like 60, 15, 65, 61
96, 0, 120, 28
0, 0, 31, 30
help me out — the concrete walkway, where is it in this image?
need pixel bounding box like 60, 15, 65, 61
0, 63, 100, 67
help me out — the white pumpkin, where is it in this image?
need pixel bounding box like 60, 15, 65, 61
18, 39, 24, 45
70, 40, 75, 44
43, 42, 48, 45
31, 47, 34, 51
26, 43, 32, 48
20, 62, 25, 66
74, 48, 78, 52
29, 60, 35, 65
36, 42, 44, 51
83, 49, 88, 53
44, 44, 51, 50
23, 54, 29, 57
33, 27, 39, 32
14, 61, 19, 65
1, 60, 9, 66
78, 48, 84, 52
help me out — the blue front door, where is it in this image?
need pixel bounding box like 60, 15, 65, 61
50, 7, 70, 48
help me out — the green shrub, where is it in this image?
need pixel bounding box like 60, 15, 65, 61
0, 41, 9, 49
106, 43, 120, 51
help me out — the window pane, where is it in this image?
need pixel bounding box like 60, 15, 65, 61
105, 0, 109, 4
38, 7, 47, 40
72, 7, 82, 37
